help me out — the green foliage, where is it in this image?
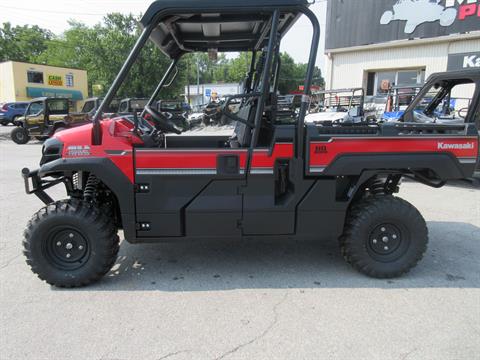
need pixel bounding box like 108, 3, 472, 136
0, 14, 324, 98
0, 22, 53, 62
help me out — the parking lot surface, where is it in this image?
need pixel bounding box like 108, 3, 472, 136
0, 124, 479, 360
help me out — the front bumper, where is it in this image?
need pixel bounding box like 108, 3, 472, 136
22, 167, 63, 205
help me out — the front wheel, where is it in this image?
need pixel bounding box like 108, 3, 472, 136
340, 195, 428, 278
54, 126, 67, 134
11, 127, 30, 144
12, 115, 21, 126
23, 200, 119, 287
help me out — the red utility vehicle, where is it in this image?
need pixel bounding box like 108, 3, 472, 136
21, 0, 479, 287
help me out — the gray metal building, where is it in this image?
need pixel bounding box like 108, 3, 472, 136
324, 0, 480, 96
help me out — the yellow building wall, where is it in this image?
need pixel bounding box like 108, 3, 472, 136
0, 62, 16, 102
0, 61, 88, 111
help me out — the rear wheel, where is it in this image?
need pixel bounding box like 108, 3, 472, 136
11, 127, 30, 144
340, 195, 428, 278
1, 120, 8, 126
23, 200, 119, 287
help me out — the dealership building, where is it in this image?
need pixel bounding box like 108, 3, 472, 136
324, 0, 480, 97
0, 61, 88, 111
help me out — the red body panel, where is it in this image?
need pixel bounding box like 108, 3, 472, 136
309, 137, 479, 170
58, 119, 136, 182
54, 118, 478, 182
135, 143, 294, 171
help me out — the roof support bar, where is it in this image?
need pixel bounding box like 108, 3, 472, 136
246, 9, 280, 173
92, 24, 156, 145
296, 7, 320, 160
143, 59, 179, 115
245, 51, 257, 94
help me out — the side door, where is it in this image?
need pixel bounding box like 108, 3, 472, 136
240, 126, 314, 236
133, 141, 248, 239
23, 101, 45, 132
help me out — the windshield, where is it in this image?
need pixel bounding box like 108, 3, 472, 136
48, 99, 69, 115
159, 101, 182, 112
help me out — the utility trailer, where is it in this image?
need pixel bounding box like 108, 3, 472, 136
21, 0, 479, 287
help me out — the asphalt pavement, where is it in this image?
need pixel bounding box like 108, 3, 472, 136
0, 124, 479, 360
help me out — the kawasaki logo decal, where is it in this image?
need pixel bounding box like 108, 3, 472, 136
437, 142, 475, 150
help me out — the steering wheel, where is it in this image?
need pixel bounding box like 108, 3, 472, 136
144, 105, 182, 134
457, 107, 468, 120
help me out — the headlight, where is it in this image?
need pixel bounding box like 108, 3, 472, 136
40, 138, 63, 166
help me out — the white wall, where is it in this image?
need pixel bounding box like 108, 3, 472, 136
325, 37, 480, 91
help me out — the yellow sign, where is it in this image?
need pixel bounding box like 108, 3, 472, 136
48, 75, 63, 86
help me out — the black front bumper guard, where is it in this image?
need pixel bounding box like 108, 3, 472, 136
22, 168, 64, 205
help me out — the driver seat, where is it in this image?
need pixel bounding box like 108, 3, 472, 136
229, 103, 255, 148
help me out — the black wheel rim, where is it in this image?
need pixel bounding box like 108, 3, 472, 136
367, 223, 409, 262
44, 228, 90, 270
16, 131, 24, 141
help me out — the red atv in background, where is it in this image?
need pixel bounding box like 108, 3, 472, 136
21, 0, 479, 287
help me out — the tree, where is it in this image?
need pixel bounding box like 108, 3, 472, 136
0, 15, 324, 99
0, 22, 53, 62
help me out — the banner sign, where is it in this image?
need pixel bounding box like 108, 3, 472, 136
447, 52, 480, 70
26, 87, 83, 100
326, 0, 480, 50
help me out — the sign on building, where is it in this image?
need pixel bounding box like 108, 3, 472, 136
448, 52, 480, 71
48, 75, 63, 86
326, 0, 480, 50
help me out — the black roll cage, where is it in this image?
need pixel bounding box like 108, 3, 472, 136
92, 2, 320, 163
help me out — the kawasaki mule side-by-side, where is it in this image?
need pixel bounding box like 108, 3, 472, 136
21, 0, 479, 287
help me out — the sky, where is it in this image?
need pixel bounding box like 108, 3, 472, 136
0, 0, 327, 71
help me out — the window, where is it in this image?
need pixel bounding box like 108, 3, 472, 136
366, 69, 425, 96
81, 101, 95, 114
118, 101, 128, 113
27, 71, 44, 84
26, 102, 43, 116
65, 74, 74, 87
375, 71, 396, 95
14, 103, 27, 109
47, 99, 69, 114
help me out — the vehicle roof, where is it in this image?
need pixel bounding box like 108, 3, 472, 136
30, 97, 70, 102
428, 69, 480, 82
140, 0, 310, 58
5, 101, 29, 105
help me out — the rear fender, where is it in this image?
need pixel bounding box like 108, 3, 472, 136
323, 152, 472, 180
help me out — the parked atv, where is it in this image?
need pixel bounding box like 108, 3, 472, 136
202, 100, 225, 126
81, 97, 119, 118
156, 100, 190, 131
305, 88, 376, 125
11, 97, 89, 144
118, 98, 150, 115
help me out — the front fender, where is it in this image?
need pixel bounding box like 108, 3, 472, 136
39, 157, 134, 210
39, 157, 136, 240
